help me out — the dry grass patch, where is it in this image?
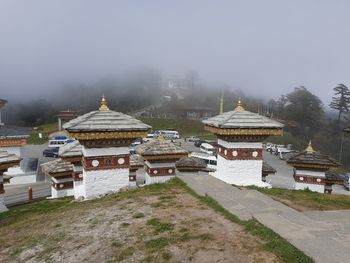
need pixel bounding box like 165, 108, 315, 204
0, 180, 285, 263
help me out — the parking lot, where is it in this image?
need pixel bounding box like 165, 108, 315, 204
180, 138, 350, 195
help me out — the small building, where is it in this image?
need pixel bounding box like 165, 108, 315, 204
63, 95, 150, 199
203, 99, 283, 187
136, 138, 188, 184
41, 159, 74, 198
185, 107, 214, 120
0, 150, 21, 212
57, 110, 79, 131
287, 142, 341, 193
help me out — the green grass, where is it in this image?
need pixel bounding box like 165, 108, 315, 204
138, 117, 215, 139
250, 187, 350, 211
144, 237, 170, 250
28, 122, 58, 144
147, 218, 174, 233
0, 197, 73, 228
133, 212, 145, 218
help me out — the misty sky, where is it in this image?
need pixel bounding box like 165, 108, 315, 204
1, 0, 350, 105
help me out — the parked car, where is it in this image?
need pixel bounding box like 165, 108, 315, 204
344, 174, 350, 190
194, 140, 206, 147
200, 143, 215, 155
143, 134, 155, 142
187, 136, 200, 142
43, 147, 59, 158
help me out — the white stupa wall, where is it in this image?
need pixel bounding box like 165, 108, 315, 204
82, 168, 129, 199
74, 180, 85, 199
294, 169, 325, 193
51, 187, 74, 198
214, 155, 264, 186
145, 173, 175, 184
50, 177, 74, 198
215, 140, 267, 187
144, 161, 176, 185
76, 146, 131, 199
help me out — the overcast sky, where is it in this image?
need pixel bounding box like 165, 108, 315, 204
1, 0, 350, 105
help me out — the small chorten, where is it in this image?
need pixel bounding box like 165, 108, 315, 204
287, 141, 340, 193
63, 95, 150, 199
136, 138, 188, 185
203, 98, 283, 187
0, 150, 21, 212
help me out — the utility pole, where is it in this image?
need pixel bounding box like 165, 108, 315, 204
220, 90, 224, 114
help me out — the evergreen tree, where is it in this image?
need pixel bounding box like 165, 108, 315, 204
329, 84, 350, 122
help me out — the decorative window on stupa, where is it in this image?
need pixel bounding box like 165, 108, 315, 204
105, 159, 112, 166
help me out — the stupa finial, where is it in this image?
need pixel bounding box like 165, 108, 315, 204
157, 134, 165, 141
305, 141, 314, 153
234, 97, 244, 112
99, 94, 110, 111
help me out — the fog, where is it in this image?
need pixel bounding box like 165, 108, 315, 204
1, 0, 350, 105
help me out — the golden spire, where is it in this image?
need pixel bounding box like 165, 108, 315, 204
157, 134, 165, 141
305, 141, 314, 153
99, 94, 110, 111
234, 97, 244, 112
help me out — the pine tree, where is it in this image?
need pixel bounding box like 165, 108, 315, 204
329, 84, 350, 122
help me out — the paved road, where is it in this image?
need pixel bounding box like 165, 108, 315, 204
179, 174, 350, 263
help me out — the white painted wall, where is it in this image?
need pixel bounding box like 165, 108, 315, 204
145, 173, 175, 185
0, 146, 21, 156
5, 171, 37, 185
51, 187, 74, 198
82, 146, 129, 157
80, 168, 130, 199
294, 182, 324, 193
214, 155, 269, 187
74, 180, 85, 199
295, 169, 325, 177
217, 140, 262, 149
0, 194, 8, 212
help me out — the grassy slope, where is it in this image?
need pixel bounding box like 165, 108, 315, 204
138, 117, 216, 140
28, 123, 58, 144
250, 187, 350, 211
0, 179, 313, 263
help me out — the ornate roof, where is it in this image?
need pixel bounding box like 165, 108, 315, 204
0, 150, 21, 165
136, 139, 188, 157
287, 142, 340, 169
203, 100, 283, 129
41, 159, 74, 175
262, 162, 276, 174
130, 154, 144, 168
175, 157, 207, 170
59, 141, 82, 158
63, 96, 151, 133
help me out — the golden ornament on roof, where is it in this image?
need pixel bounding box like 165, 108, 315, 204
305, 141, 314, 153
99, 94, 110, 111
234, 98, 244, 112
